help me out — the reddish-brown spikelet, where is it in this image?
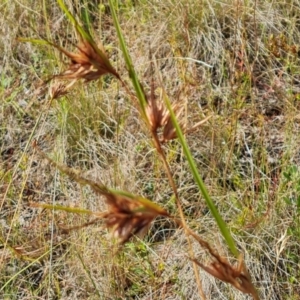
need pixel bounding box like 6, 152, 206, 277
145, 88, 211, 142
189, 230, 259, 299
49, 81, 70, 99
54, 38, 119, 81
145, 95, 167, 131
102, 191, 169, 244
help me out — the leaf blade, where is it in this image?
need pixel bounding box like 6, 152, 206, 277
163, 91, 239, 257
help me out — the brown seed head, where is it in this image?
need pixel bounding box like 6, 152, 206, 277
189, 230, 258, 298
102, 191, 169, 244
160, 104, 185, 143
145, 97, 167, 131
48, 37, 119, 85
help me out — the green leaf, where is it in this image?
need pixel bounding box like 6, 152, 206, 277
30, 202, 95, 215
17, 38, 51, 46
163, 91, 239, 257
56, 0, 93, 42
80, 1, 92, 35
108, 0, 147, 116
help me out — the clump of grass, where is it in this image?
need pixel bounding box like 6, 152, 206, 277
2, 0, 300, 299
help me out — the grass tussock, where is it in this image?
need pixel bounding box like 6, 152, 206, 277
1, 0, 300, 299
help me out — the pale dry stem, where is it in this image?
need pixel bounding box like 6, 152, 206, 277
151, 132, 207, 300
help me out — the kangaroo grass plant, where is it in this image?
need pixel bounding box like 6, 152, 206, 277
109, 1, 258, 298
17, 1, 259, 298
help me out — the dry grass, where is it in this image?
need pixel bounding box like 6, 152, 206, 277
1, 0, 300, 299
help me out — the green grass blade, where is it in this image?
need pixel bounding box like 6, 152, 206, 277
30, 203, 94, 215
108, 0, 147, 115
80, 0, 92, 35
163, 92, 239, 257
56, 0, 92, 42
17, 37, 50, 46
18, 37, 75, 57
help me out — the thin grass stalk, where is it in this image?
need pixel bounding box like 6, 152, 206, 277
108, 0, 147, 117
0, 247, 54, 292
76, 250, 102, 298
30, 202, 97, 216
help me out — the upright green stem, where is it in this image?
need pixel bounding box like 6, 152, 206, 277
108, 0, 147, 116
